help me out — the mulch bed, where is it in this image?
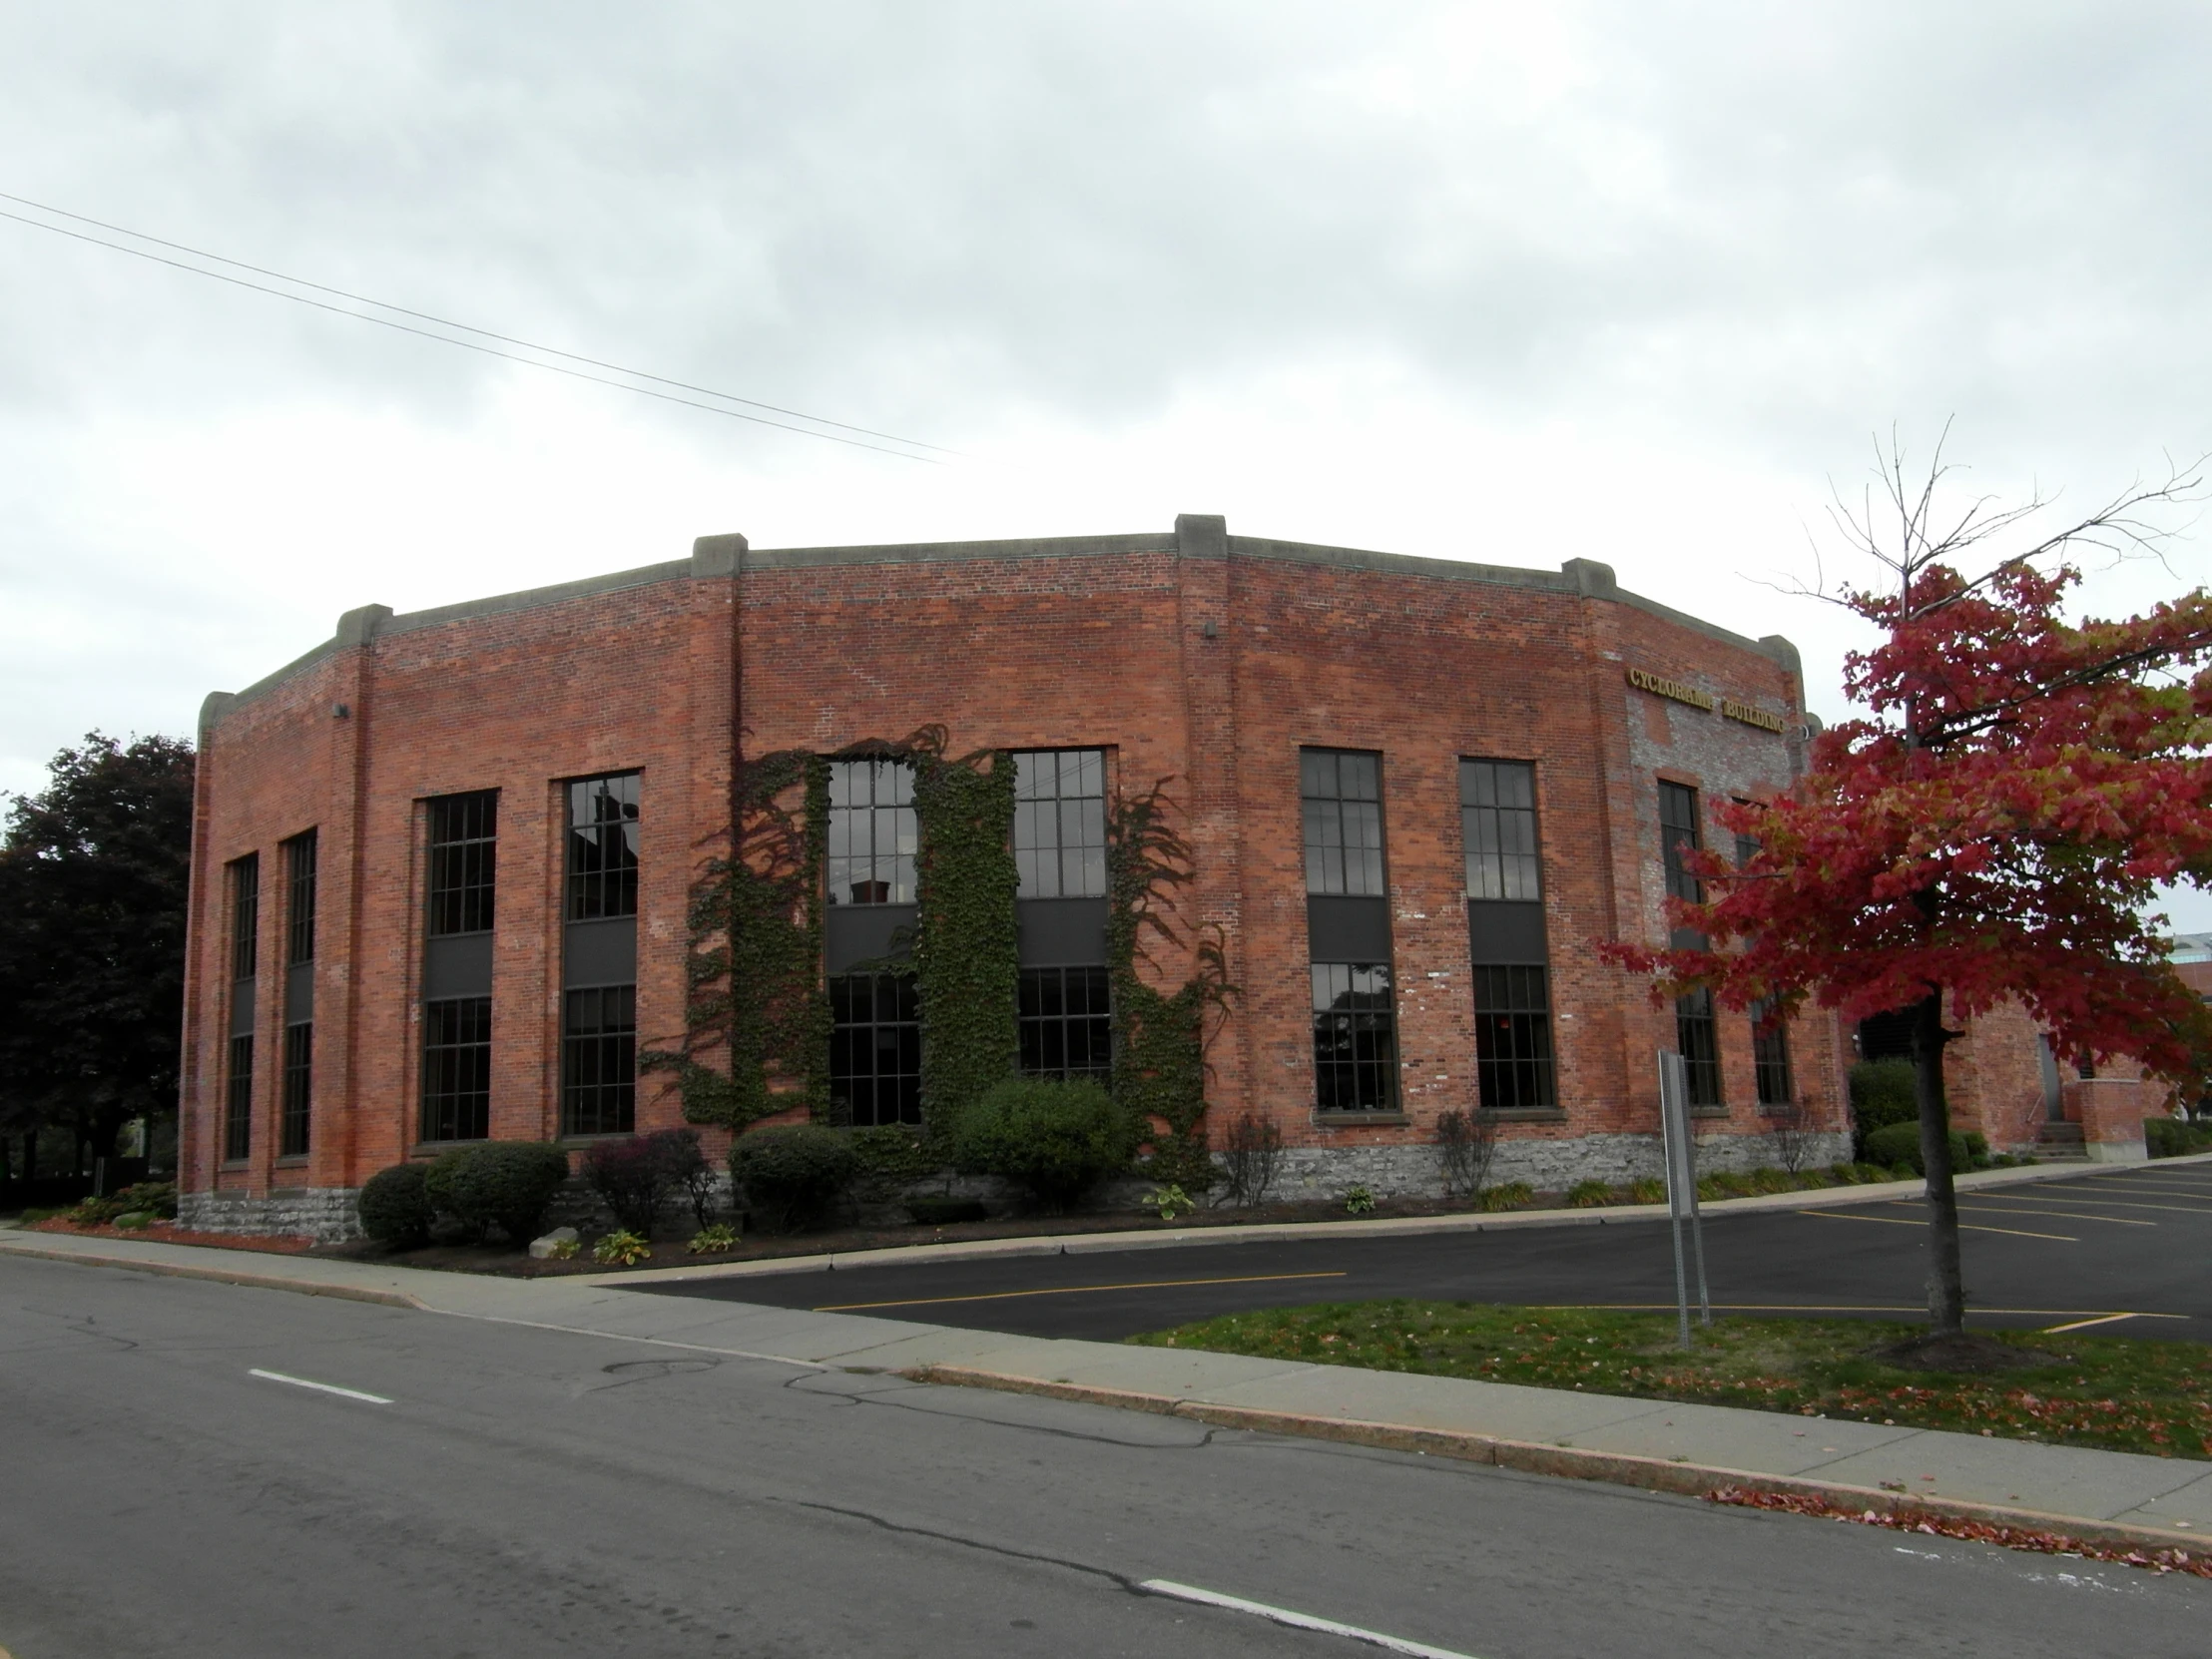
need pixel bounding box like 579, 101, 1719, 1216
1707, 1486, 2212, 1577
20, 1218, 318, 1254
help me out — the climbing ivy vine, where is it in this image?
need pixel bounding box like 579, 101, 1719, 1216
1107, 782, 1234, 1191
640, 749, 830, 1129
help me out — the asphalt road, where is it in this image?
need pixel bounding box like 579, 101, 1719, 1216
634, 1164, 2212, 1342
5, 1253, 2210, 1658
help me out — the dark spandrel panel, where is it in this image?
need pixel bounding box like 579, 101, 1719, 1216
826, 903, 916, 972
423, 931, 493, 999
284, 958, 314, 1024
1309, 894, 1391, 963
1466, 899, 1546, 965
567, 774, 641, 921
1016, 896, 1109, 966
229, 977, 257, 1037
563, 916, 638, 988
1312, 961, 1396, 1112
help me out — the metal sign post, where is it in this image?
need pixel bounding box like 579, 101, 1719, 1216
1657, 1049, 1712, 1347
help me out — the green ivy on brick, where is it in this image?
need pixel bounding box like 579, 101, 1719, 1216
1107, 781, 1233, 1191
911, 729, 1019, 1141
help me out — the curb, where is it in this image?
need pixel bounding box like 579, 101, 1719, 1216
0, 1241, 424, 1310
902, 1363, 2212, 1560
567, 1151, 2212, 1288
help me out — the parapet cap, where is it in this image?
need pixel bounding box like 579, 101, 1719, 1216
692, 533, 749, 579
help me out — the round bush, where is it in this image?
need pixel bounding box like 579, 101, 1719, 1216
1849, 1058, 1920, 1154
423, 1141, 573, 1245
1863, 1121, 1973, 1177
950, 1076, 1136, 1212
357, 1162, 435, 1247
730, 1124, 860, 1234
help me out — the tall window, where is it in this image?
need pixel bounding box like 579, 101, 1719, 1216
1305, 750, 1394, 1110
225, 854, 259, 1161
1658, 782, 1721, 1106
279, 831, 316, 1158
426, 792, 497, 935
421, 996, 492, 1143
828, 760, 915, 905
830, 973, 921, 1126
1463, 761, 1555, 1109
280, 1023, 313, 1158
1302, 750, 1385, 895
567, 774, 640, 919
1019, 965, 1112, 1082
1312, 964, 1397, 1111
1461, 760, 1542, 900
1752, 999, 1794, 1108
229, 853, 261, 981
563, 985, 637, 1137
1014, 750, 1107, 897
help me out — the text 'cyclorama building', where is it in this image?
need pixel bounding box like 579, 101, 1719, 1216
178, 516, 1849, 1239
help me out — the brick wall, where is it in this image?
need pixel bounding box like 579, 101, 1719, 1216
180, 523, 1853, 1225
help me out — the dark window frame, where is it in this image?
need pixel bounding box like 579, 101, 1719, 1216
1312, 961, 1398, 1113
279, 1020, 312, 1158
561, 983, 637, 1137
420, 994, 493, 1144
1018, 965, 1113, 1083
829, 971, 921, 1126
1013, 750, 1108, 899
1460, 759, 1542, 901
1301, 749, 1386, 897
1472, 964, 1557, 1110
283, 830, 317, 965
228, 853, 261, 981
224, 1033, 254, 1163
425, 791, 498, 937
566, 774, 641, 921
1751, 998, 1794, 1109
827, 759, 916, 907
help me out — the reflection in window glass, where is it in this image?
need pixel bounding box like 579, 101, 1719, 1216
1312, 962, 1396, 1111
567, 774, 641, 920
828, 761, 916, 905
1013, 751, 1107, 898
1460, 761, 1541, 900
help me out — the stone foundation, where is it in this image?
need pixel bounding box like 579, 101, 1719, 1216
180, 1187, 362, 1244
1264, 1129, 1855, 1203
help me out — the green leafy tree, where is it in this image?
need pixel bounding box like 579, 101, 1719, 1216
0, 733, 195, 1172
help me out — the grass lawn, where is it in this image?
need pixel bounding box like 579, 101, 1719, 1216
1130, 1301, 2212, 1460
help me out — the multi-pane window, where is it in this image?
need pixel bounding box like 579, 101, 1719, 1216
1312, 963, 1397, 1112
280, 1022, 312, 1158
229, 853, 261, 981
1473, 965, 1556, 1109
562, 985, 637, 1137
1019, 966, 1113, 1082
1658, 781, 1721, 1106
567, 774, 640, 919
1752, 999, 1794, 1108
426, 792, 498, 935
1462, 760, 1555, 1110
828, 760, 915, 905
1014, 751, 1107, 897
285, 831, 317, 966
225, 1034, 254, 1162
1461, 761, 1541, 900
830, 972, 920, 1126
1302, 750, 1385, 895
421, 995, 492, 1143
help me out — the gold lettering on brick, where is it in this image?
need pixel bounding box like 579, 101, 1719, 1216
1723, 699, 1788, 733
1625, 667, 1716, 712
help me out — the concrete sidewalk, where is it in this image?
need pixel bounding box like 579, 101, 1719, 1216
7, 1219, 2212, 1559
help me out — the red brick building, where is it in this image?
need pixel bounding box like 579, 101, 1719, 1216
178, 516, 1851, 1238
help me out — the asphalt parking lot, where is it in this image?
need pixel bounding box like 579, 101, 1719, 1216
630, 1163, 2212, 1342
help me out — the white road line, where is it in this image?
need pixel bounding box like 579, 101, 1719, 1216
248, 1368, 393, 1404
2041, 1313, 2145, 1334
1140, 1579, 1482, 1658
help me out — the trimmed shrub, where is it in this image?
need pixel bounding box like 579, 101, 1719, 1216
907, 1196, 988, 1226
949, 1076, 1136, 1212
1864, 1121, 1974, 1177
424, 1141, 572, 1245
2148, 1117, 2212, 1158
581, 1133, 683, 1236
358, 1162, 435, 1247
1850, 1058, 1920, 1156
849, 1125, 938, 1203
731, 1124, 860, 1234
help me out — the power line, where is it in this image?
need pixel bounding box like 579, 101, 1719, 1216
0, 192, 951, 463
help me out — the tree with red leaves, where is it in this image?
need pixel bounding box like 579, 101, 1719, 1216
1608, 439, 2212, 1352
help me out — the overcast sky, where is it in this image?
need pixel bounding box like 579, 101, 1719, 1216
5, 2, 2209, 916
